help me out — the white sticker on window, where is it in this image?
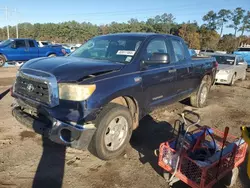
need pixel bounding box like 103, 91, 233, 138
125, 56, 132, 62
116, 50, 135, 56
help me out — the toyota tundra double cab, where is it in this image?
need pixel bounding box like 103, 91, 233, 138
12, 33, 217, 160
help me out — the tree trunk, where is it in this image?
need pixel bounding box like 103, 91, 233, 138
234, 28, 237, 37
241, 29, 244, 36
220, 23, 223, 37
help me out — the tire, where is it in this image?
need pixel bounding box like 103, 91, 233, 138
48, 54, 56, 57
89, 103, 133, 160
241, 71, 246, 81
190, 82, 209, 108
230, 74, 236, 86
163, 170, 171, 181
221, 167, 239, 187
0, 55, 6, 67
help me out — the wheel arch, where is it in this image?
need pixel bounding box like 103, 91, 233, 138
0, 53, 7, 61
46, 52, 56, 57
109, 96, 139, 130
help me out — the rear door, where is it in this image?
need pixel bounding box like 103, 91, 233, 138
140, 36, 177, 109
170, 39, 193, 98
27, 40, 39, 59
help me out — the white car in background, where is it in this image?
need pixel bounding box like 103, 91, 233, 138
212, 54, 247, 85
38, 41, 52, 47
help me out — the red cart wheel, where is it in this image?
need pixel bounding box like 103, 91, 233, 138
163, 170, 171, 181
221, 167, 239, 187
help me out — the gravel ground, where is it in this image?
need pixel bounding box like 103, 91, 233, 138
0, 67, 249, 188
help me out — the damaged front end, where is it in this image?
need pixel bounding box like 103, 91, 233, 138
12, 68, 98, 150
12, 105, 96, 149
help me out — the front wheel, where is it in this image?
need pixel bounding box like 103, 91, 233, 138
89, 103, 133, 160
190, 82, 209, 108
230, 74, 236, 86
0, 55, 6, 67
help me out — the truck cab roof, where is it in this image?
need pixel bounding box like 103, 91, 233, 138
98, 32, 181, 40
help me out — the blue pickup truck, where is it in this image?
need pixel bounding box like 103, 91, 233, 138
12, 33, 217, 160
0, 38, 66, 67
234, 46, 250, 69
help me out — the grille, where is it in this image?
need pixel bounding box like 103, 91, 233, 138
15, 76, 50, 105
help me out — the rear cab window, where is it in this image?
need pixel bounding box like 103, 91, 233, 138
28, 40, 35, 47
171, 39, 185, 62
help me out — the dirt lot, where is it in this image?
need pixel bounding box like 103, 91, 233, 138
0, 67, 250, 188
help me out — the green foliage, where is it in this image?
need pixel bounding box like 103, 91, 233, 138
217, 9, 232, 37
0, 10, 249, 52
202, 11, 218, 30
199, 26, 220, 50
239, 11, 250, 36
178, 22, 200, 49
228, 7, 246, 36
217, 34, 238, 53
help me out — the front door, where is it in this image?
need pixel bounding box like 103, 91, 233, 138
235, 56, 247, 79
140, 37, 177, 110
9, 39, 29, 61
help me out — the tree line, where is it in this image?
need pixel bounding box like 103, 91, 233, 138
0, 7, 249, 52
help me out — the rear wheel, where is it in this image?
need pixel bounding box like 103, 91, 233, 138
89, 103, 133, 160
0, 55, 6, 67
190, 82, 209, 108
48, 54, 56, 57
221, 167, 239, 187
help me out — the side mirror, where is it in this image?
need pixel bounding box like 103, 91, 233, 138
144, 53, 170, 64
11, 43, 17, 49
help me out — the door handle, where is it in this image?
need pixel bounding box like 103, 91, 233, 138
24, 49, 29, 52
168, 69, 176, 73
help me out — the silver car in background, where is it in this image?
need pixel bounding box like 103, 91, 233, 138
212, 54, 247, 85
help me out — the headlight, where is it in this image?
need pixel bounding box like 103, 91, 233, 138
58, 83, 96, 101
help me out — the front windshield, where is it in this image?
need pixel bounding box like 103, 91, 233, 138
0, 39, 13, 46
70, 35, 145, 63
213, 55, 235, 65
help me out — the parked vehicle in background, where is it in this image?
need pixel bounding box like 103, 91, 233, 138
62, 44, 77, 53
234, 46, 250, 70
38, 41, 52, 47
0, 38, 66, 67
199, 49, 215, 56
212, 54, 247, 85
188, 49, 197, 57
12, 33, 217, 160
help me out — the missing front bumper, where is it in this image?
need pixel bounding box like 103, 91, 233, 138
12, 107, 96, 150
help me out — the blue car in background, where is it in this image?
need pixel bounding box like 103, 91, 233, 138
0, 38, 67, 67
234, 46, 250, 69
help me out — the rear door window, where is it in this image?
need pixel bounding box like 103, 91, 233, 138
15, 40, 26, 48
28, 40, 35, 47
171, 40, 185, 62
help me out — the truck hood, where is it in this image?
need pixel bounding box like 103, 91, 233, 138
218, 64, 234, 71
21, 57, 125, 82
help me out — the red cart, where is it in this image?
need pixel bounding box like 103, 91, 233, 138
158, 110, 248, 188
